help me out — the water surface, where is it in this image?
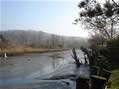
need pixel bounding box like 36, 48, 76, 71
0, 50, 89, 88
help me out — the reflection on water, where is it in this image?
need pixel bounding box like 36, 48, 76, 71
0, 50, 88, 87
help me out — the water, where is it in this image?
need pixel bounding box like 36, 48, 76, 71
0, 50, 89, 89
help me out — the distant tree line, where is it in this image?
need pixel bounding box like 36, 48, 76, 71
0, 30, 88, 49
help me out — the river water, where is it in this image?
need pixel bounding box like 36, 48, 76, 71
0, 50, 90, 89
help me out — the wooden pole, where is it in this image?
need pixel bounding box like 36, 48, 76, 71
101, 69, 112, 82
91, 75, 107, 89
76, 76, 90, 89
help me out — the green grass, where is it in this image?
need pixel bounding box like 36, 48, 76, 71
108, 69, 119, 89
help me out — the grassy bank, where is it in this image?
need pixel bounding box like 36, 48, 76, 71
108, 69, 119, 89
0, 47, 70, 57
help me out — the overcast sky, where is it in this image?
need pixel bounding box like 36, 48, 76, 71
0, 0, 102, 37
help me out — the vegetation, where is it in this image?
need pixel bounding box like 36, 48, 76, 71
0, 46, 69, 56
108, 69, 119, 89
77, 0, 119, 68
77, 0, 119, 88
0, 30, 88, 48
0, 35, 9, 51
105, 36, 119, 89
75, 0, 119, 38
0, 30, 88, 56
106, 35, 119, 66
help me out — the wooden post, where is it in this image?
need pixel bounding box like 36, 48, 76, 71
101, 69, 112, 82
72, 48, 80, 67
91, 75, 107, 89
76, 76, 90, 89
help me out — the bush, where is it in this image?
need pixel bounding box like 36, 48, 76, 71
106, 35, 119, 66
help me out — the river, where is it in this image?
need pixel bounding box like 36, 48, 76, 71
0, 50, 90, 89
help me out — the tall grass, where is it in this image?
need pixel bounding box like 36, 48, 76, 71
0, 47, 69, 57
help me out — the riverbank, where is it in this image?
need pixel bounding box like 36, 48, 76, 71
0, 47, 70, 57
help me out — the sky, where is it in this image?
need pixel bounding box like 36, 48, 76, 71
0, 0, 89, 37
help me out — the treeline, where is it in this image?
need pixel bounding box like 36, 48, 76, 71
0, 30, 88, 49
